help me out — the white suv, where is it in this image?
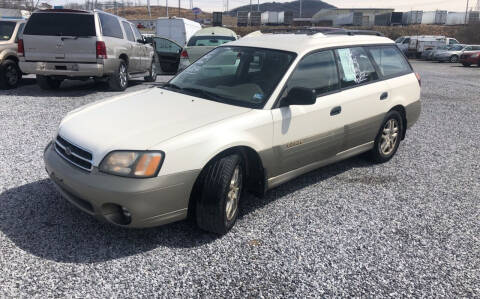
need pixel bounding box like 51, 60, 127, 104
44, 30, 421, 234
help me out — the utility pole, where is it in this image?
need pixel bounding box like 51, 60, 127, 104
465, 0, 469, 24
257, 0, 260, 11
147, 0, 151, 17
299, 0, 302, 18
250, 0, 252, 12
178, 0, 180, 16
166, 0, 169, 17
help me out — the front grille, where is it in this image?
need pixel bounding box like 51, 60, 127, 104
54, 135, 93, 171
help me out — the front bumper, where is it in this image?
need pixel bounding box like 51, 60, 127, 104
43, 142, 200, 228
20, 60, 107, 77
460, 57, 479, 64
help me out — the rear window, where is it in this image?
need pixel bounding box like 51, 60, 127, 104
99, 13, 123, 39
23, 13, 95, 36
0, 21, 16, 41
335, 47, 378, 88
187, 36, 235, 47
368, 46, 411, 77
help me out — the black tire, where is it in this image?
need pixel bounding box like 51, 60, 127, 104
144, 61, 157, 82
450, 55, 459, 63
0, 59, 22, 89
108, 60, 128, 91
368, 110, 404, 164
37, 75, 62, 90
462, 63, 471, 67
196, 154, 244, 234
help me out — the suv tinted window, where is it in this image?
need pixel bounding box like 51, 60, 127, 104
15, 23, 25, 42
122, 21, 135, 42
0, 21, 16, 41
335, 47, 378, 88
131, 25, 142, 41
23, 13, 95, 36
368, 46, 411, 77
99, 13, 123, 39
286, 50, 339, 96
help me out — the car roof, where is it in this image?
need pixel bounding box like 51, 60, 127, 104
193, 26, 237, 37
227, 33, 394, 54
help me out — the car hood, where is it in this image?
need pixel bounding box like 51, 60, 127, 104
58, 88, 251, 165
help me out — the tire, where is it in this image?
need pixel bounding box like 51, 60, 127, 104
196, 154, 244, 234
36, 75, 62, 90
0, 59, 22, 89
144, 61, 157, 82
462, 63, 471, 67
108, 60, 128, 91
368, 110, 404, 164
450, 55, 459, 63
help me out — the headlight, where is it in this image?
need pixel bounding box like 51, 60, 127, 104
99, 151, 164, 178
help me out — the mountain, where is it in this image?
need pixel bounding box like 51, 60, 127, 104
229, 0, 335, 18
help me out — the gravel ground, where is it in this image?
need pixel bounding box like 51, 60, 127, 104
0, 62, 479, 297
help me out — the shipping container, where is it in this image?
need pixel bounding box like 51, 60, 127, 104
468, 11, 480, 24
402, 11, 423, 25
446, 12, 466, 25
435, 10, 447, 24
374, 13, 392, 26
212, 12, 222, 26
237, 11, 249, 26
422, 11, 447, 24
249, 11, 261, 26
391, 12, 403, 25
353, 12, 363, 26
261, 11, 279, 25
278, 11, 293, 25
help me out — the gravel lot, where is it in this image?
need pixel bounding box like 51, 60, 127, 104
0, 61, 479, 297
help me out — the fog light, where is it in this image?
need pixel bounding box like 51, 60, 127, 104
102, 203, 132, 225
121, 206, 132, 219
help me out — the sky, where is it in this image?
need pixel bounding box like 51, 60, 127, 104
49, 0, 475, 13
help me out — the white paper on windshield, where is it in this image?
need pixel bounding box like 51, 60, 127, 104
337, 48, 356, 82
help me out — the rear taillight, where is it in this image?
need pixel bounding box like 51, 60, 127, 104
415, 72, 421, 87
17, 39, 24, 57
96, 41, 107, 59
180, 49, 189, 59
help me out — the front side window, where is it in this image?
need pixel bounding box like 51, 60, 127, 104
0, 21, 16, 41
154, 37, 181, 54
122, 21, 135, 42
284, 50, 339, 97
166, 46, 296, 108
99, 13, 123, 39
335, 47, 378, 88
187, 36, 236, 47
368, 46, 411, 77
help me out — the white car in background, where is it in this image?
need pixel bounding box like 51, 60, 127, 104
44, 30, 421, 234
179, 27, 238, 71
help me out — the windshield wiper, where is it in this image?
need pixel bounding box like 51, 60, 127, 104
162, 83, 182, 90
181, 87, 225, 102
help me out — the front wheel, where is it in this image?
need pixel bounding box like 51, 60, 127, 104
196, 154, 244, 234
368, 110, 403, 163
108, 60, 128, 91
144, 61, 157, 82
450, 55, 459, 63
462, 63, 471, 67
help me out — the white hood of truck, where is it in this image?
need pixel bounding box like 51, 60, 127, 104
58, 88, 251, 166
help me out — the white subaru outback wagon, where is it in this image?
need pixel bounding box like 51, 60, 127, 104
44, 30, 421, 234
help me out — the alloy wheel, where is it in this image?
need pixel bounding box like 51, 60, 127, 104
226, 165, 242, 221
380, 119, 399, 156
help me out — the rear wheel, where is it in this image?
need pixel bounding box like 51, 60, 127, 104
144, 60, 157, 82
37, 75, 62, 90
0, 59, 21, 89
196, 154, 244, 234
108, 60, 128, 91
368, 110, 403, 163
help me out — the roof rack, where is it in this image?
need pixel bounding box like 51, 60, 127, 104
260, 27, 384, 37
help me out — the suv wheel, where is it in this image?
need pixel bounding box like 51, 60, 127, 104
37, 75, 62, 90
368, 110, 403, 163
450, 55, 459, 63
144, 61, 157, 82
0, 59, 22, 89
462, 63, 471, 67
108, 60, 128, 91
196, 154, 244, 234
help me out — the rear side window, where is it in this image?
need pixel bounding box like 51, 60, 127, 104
99, 13, 123, 39
0, 21, 16, 41
23, 13, 95, 36
335, 47, 378, 88
122, 21, 135, 42
286, 50, 339, 96
131, 25, 142, 41
368, 46, 411, 77
15, 23, 25, 42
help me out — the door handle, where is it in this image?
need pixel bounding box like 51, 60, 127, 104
380, 92, 389, 100
330, 106, 341, 116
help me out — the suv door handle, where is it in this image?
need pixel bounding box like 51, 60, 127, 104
330, 106, 341, 116
380, 92, 389, 100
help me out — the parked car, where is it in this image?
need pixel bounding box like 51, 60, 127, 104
397, 35, 459, 58
44, 31, 421, 234
460, 50, 480, 67
0, 18, 26, 89
19, 9, 156, 91
152, 36, 183, 73
433, 44, 480, 63
424, 45, 451, 60
179, 27, 238, 71
155, 17, 201, 47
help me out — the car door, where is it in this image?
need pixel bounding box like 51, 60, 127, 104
270, 50, 345, 178
131, 24, 149, 70
121, 21, 140, 72
333, 46, 390, 152
153, 37, 182, 72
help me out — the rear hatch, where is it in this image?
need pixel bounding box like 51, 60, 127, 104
185, 35, 235, 63
22, 10, 97, 63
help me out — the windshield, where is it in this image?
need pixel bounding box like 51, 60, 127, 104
0, 21, 16, 41
449, 45, 464, 51
166, 46, 297, 108
23, 13, 95, 37
187, 36, 236, 47
395, 37, 404, 43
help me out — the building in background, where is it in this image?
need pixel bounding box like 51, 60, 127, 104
312, 8, 394, 27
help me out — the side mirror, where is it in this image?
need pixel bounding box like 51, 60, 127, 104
137, 38, 146, 44
280, 87, 316, 107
